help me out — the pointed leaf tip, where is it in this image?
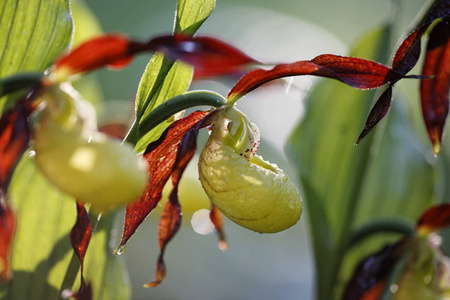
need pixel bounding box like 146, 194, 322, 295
356, 86, 393, 144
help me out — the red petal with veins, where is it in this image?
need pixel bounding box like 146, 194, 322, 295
227, 55, 403, 102
53, 35, 148, 78
0, 200, 16, 281
416, 203, 450, 235
144, 111, 217, 287
147, 34, 259, 77
70, 201, 92, 292
116, 111, 211, 252
392, 24, 429, 75
144, 191, 181, 288
420, 18, 450, 154
0, 101, 32, 192
356, 85, 393, 144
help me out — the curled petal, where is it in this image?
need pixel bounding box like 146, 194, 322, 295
116, 110, 212, 252
70, 201, 92, 291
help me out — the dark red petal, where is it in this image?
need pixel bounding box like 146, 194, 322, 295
144, 111, 217, 287
210, 204, 227, 251
0, 199, 16, 281
392, 25, 429, 74
53, 35, 148, 78
416, 203, 450, 235
310, 55, 403, 87
227, 55, 403, 102
421, 0, 450, 25
70, 201, 92, 292
356, 86, 393, 144
343, 241, 407, 300
420, 18, 450, 154
116, 111, 211, 252
144, 191, 182, 288
0, 101, 32, 192
147, 34, 259, 77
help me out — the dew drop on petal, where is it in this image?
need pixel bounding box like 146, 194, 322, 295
114, 244, 126, 255
28, 150, 36, 159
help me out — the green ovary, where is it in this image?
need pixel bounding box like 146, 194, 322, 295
198, 107, 302, 233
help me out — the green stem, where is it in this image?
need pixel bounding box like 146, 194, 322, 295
0, 72, 43, 97
345, 218, 415, 251
124, 90, 226, 145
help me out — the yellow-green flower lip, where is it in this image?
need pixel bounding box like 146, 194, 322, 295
198, 107, 302, 233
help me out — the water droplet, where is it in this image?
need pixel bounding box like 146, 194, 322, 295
390, 284, 398, 294
28, 150, 36, 159
114, 244, 126, 255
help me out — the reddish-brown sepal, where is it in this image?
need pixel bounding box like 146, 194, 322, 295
70, 201, 92, 292
147, 34, 259, 77
52, 35, 148, 81
416, 203, 450, 235
420, 18, 450, 154
0, 199, 16, 281
227, 55, 404, 102
116, 111, 211, 253
0, 101, 32, 192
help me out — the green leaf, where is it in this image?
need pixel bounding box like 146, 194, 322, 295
1, 156, 76, 300
2, 157, 131, 300
286, 26, 438, 300
132, 57, 193, 152
175, 0, 216, 35
130, 0, 216, 151
0, 0, 73, 111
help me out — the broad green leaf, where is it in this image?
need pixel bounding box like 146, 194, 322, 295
175, 0, 216, 35
286, 25, 438, 300
1, 156, 76, 300
2, 157, 131, 300
133, 57, 193, 152
131, 0, 215, 152
0, 0, 73, 111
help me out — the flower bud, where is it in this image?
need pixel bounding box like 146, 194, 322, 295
198, 107, 302, 233
31, 84, 148, 213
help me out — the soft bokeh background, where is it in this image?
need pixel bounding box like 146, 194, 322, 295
80, 1, 426, 299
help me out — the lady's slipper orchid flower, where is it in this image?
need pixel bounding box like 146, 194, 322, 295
30, 83, 148, 213
198, 107, 302, 233
344, 203, 450, 300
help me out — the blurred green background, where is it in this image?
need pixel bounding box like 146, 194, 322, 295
79, 0, 426, 299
